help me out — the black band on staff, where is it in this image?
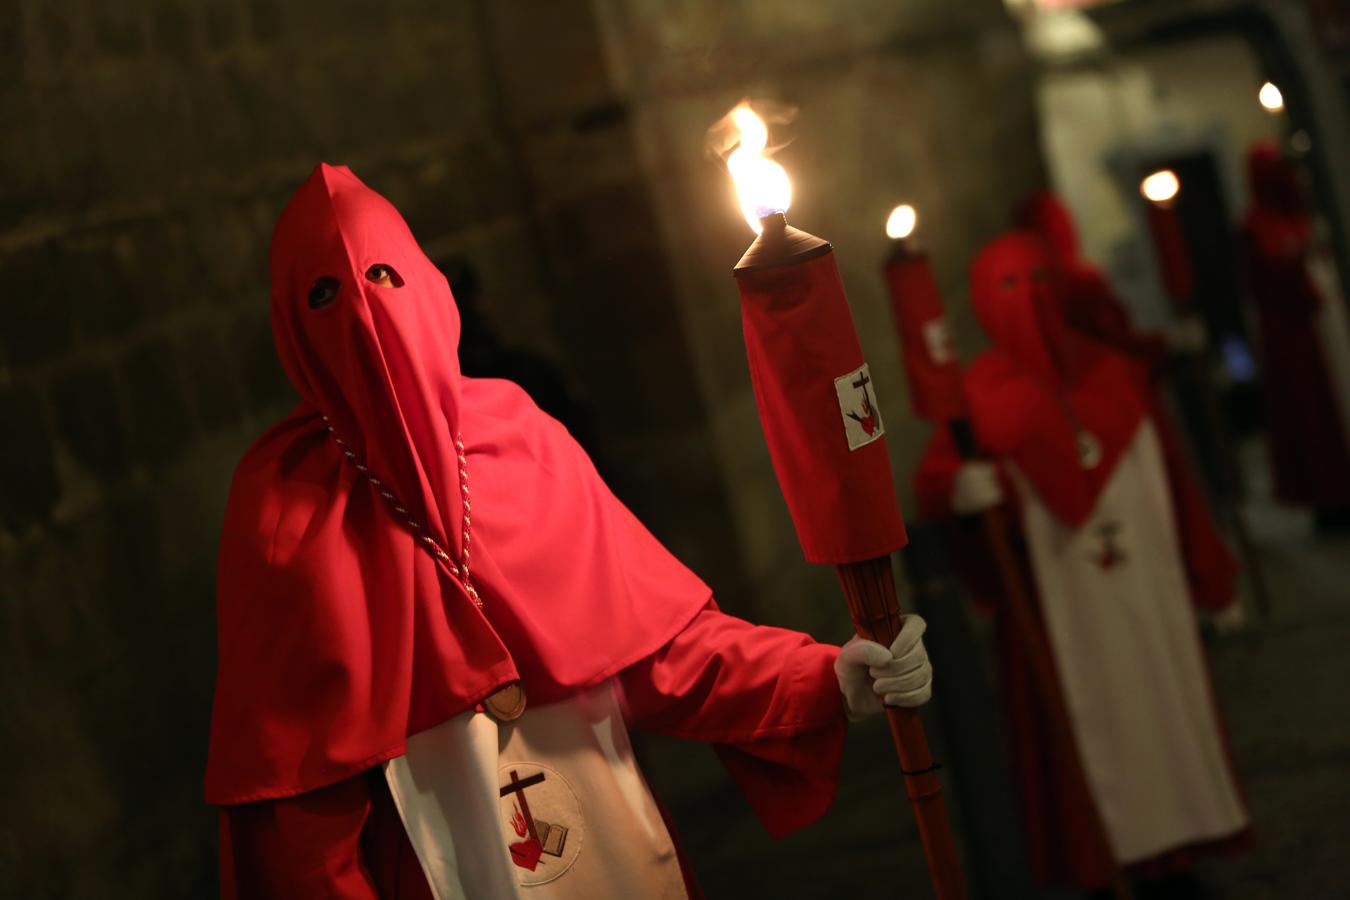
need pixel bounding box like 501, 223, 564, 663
901, 761, 943, 777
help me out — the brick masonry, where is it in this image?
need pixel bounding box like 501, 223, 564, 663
0, 1, 1043, 895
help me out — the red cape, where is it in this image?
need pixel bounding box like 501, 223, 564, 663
1242, 142, 1350, 509
205, 165, 715, 805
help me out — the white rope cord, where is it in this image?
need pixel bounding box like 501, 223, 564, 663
321, 415, 482, 609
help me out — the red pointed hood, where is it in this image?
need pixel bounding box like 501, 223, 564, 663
1246, 140, 1304, 216
965, 232, 1148, 527
207, 165, 710, 805
1244, 141, 1312, 261
1018, 190, 1081, 267
270, 163, 467, 559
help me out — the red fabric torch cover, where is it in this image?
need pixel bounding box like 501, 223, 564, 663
1145, 202, 1196, 307
884, 246, 969, 423
735, 248, 908, 564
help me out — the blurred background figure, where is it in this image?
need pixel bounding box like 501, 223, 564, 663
1241, 141, 1350, 531
914, 232, 1252, 898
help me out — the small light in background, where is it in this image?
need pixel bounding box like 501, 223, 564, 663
1141, 169, 1181, 204
1290, 130, 1313, 155
1220, 334, 1258, 383
1259, 81, 1285, 113
885, 204, 918, 240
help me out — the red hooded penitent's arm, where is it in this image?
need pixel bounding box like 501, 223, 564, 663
618, 603, 849, 839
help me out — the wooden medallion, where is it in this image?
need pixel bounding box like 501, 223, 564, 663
485, 682, 527, 722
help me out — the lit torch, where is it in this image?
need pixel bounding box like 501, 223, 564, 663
1140, 169, 1194, 306
1139, 169, 1274, 617
719, 103, 966, 900
882, 205, 968, 428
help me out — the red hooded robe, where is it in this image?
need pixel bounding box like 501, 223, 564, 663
206, 164, 849, 898
1242, 142, 1350, 511
914, 233, 1251, 890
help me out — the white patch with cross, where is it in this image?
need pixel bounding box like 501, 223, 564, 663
834, 363, 885, 451
922, 318, 955, 364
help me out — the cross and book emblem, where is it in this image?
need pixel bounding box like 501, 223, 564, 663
1090, 520, 1127, 571
500, 769, 571, 872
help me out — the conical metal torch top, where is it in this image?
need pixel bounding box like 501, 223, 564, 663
734, 212, 832, 273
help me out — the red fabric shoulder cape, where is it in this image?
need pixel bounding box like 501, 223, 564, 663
205, 165, 711, 805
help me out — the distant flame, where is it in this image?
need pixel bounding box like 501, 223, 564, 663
885, 204, 918, 240
1258, 81, 1284, 113
722, 103, 792, 233
1140, 169, 1180, 204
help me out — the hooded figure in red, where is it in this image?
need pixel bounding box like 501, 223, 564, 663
1020, 191, 1238, 609
913, 232, 1251, 891
206, 164, 933, 899
1242, 141, 1350, 519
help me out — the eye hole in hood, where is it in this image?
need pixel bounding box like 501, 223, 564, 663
365, 263, 403, 288
308, 276, 340, 309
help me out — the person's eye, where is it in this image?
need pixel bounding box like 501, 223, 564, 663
308, 276, 340, 309
1031, 268, 1048, 283
1000, 274, 1019, 289
365, 264, 403, 288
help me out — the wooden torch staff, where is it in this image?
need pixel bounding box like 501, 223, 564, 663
835, 556, 965, 899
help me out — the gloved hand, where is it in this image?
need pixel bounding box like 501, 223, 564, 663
834, 614, 933, 722
1166, 315, 1209, 354
1210, 601, 1247, 635
952, 461, 1003, 515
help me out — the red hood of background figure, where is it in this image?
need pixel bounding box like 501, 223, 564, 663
1018, 190, 1081, 268
970, 231, 1082, 385
964, 232, 1148, 527
1247, 140, 1305, 217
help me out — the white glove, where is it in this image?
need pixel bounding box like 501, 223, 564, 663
952, 462, 1003, 515
834, 614, 933, 722
1210, 602, 1247, 635
1166, 316, 1208, 353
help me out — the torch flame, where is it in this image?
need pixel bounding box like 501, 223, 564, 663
1140, 169, 1180, 204
885, 204, 918, 240
724, 103, 792, 233
1258, 81, 1284, 113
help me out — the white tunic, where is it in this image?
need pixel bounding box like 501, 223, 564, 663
1012, 421, 1249, 864
383, 680, 688, 899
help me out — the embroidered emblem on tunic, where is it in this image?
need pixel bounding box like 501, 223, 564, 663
1090, 520, 1128, 571
498, 764, 584, 885
835, 363, 885, 451
1076, 429, 1102, 469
